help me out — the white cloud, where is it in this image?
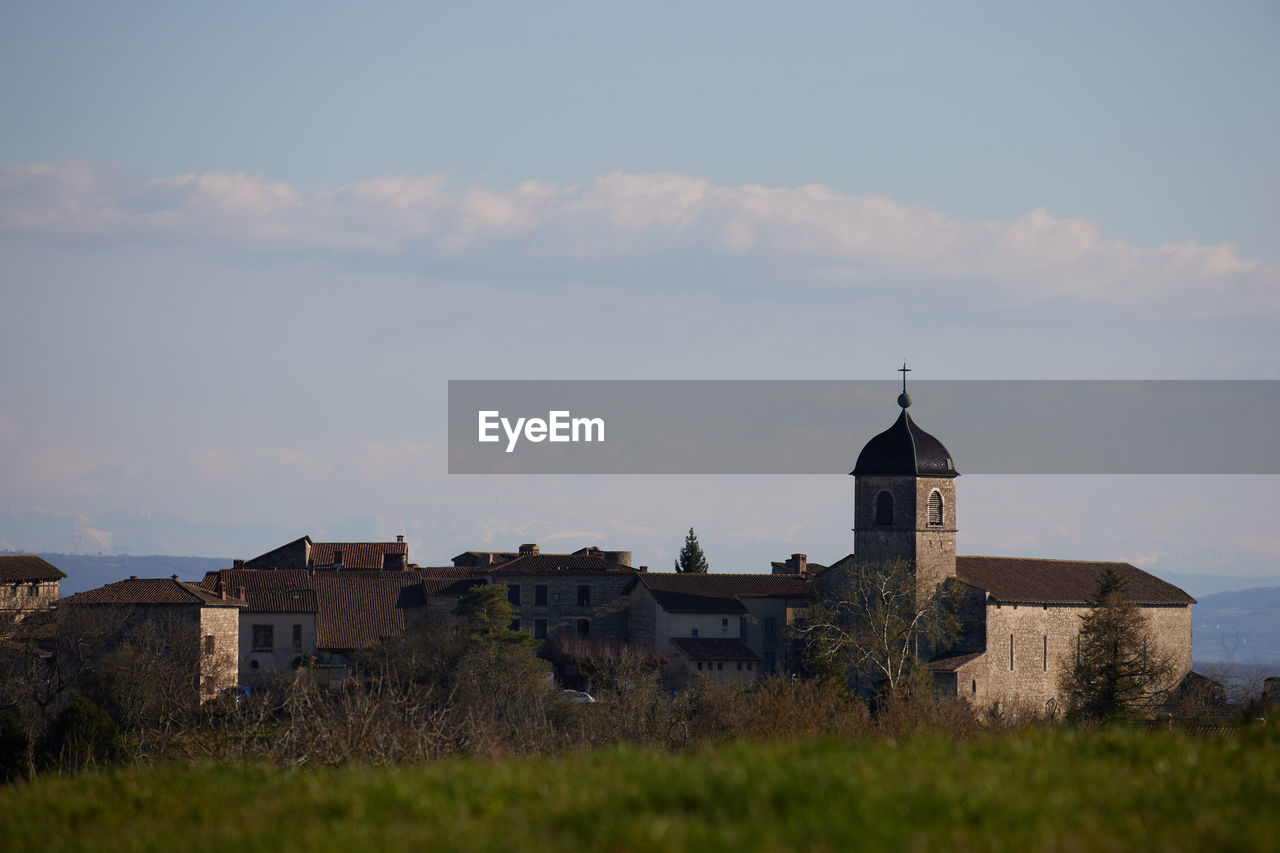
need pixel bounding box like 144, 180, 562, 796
1, 161, 1273, 313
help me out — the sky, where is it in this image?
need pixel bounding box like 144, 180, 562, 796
1, 1, 1277, 593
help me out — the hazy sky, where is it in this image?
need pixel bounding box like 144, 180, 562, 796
1, 2, 1277, 590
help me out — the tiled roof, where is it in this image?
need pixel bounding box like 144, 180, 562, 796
637, 575, 747, 613
198, 568, 470, 651
64, 578, 241, 607
246, 589, 318, 613
638, 573, 815, 599
309, 541, 408, 569
955, 556, 1196, 606
478, 554, 636, 575
926, 651, 985, 672
670, 637, 760, 662
0, 555, 67, 582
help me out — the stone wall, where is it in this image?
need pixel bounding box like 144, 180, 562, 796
957, 601, 1193, 716
1, 579, 60, 622
199, 605, 242, 700
853, 474, 957, 603
501, 573, 635, 640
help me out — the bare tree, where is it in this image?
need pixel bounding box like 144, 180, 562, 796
795, 558, 961, 700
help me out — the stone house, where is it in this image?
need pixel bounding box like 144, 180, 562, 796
628, 572, 817, 678
471, 550, 640, 642
61, 577, 242, 701
240, 589, 319, 685
0, 555, 66, 623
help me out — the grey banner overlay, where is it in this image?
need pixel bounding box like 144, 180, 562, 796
448, 381, 1280, 475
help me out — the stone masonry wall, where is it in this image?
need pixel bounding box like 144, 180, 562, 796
962, 602, 1193, 715
199, 606, 242, 700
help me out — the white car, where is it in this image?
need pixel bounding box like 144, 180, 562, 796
560, 689, 596, 703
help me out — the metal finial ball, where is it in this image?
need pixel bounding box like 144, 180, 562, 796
898, 392, 911, 408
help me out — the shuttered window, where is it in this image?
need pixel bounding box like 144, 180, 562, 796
928, 490, 943, 526
875, 491, 894, 525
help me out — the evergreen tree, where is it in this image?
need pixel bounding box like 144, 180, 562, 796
1059, 570, 1177, 724
674, 527, 709, 573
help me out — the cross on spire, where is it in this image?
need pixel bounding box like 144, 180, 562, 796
899, 362, 911, 394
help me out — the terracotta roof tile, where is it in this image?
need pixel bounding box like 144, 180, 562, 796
309, 541, 408, 569
478, 554, 636, 575
670, 637, 760, 662
246, 589, 319, 613
0, 555, 67, 583
64, 578, 240, 607
638, 573, 815, 599
955, 556, 1195, 606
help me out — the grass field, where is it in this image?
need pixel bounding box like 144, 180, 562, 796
2, 725, 1276, 852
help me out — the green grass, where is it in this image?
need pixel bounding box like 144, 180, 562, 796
2, 726, 1277, 852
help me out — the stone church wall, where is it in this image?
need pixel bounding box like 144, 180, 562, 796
962, 602, 1193, 716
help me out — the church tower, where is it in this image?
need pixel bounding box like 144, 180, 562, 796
851, 365, 959, 603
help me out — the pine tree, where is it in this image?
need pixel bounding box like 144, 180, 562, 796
1059, 569, 1177, 723
674, 527, 709, 573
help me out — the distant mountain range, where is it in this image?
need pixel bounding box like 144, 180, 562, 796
1193, 586, 1280, 667
6, 552, 232, 596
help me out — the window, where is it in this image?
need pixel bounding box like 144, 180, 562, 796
746, 662, 752, 672
535, 584, 548, 606
764, 651, 776, 672
576, 618, 590, 638
292, 624, 303, 650
577, 585, 590, 606
252, 624, 274, 652
928, 490, 943, 526
28, 583, 38, 597
697, 662, 703, 671
737, 662, 743, 671
875, 490, 894, 525
763, 617, 776, 638
739, 616, 747, 638
971, 679, 977, 694
204, 635, 215, 656
1010, 634, 1015, 670
717, 662, 723, 671
1043, 635, 1048, 671
507, 584, 521, 606
721, 618, 729, 631
691, 628, 699, 638
534, 618, 547, 639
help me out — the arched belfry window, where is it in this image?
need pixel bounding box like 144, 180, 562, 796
928, 490, 943, 526
875, 491, 894, 525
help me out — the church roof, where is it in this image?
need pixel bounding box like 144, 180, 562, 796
955, 556, 1195, 606
851, 409, 958, 478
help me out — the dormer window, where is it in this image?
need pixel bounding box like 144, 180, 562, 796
875, 491, 894, 525
928, 490, 943, 526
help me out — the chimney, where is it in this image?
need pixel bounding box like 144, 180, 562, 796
604, 551, 619, 569
383, 552, 407, 571
396, 534, 405, 543
233, 559, 244, 569
171, 573, 179, 581
519, 543, 539, 555
789, 554, 808, 574
638, 565, 648, 573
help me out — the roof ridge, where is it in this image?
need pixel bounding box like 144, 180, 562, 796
959, 554, 1137, 566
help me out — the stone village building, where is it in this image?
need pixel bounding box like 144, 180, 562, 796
0, 555, 66, 624
46, 378, 1195, 710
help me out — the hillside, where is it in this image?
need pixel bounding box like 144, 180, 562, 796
1193, 586, 1280, 665
1, 728, 1275, 852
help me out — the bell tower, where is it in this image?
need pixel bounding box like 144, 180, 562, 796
851, 365, 959, 603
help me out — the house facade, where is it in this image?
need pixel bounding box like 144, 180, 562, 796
0, 555, 66, 623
